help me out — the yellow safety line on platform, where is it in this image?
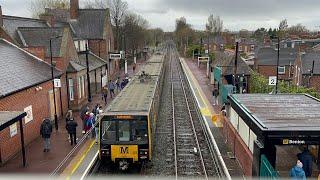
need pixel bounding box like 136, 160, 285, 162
66, 140, 96, 180
180, 58, 221, 127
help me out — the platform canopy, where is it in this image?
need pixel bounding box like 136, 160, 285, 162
0, 111, 27, 166
229, 94, 320, 145
0, 111, 26, 131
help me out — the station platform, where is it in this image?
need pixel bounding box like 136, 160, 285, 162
60, 139, 98, 179
180, 57, 244, 178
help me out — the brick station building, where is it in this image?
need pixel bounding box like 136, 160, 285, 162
0, 39, 61, 164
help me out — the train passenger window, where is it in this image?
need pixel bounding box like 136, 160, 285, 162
119, 121, 130, 141
102, 121, 116, 141
131, 120, 148, 142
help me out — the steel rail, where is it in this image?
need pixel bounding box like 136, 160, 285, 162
170, 48, 179, 180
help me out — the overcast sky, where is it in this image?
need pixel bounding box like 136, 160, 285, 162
1, 0, 320, 32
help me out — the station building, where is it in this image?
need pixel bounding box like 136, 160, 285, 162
0, 38, 61, 164
223, 93, 320, 177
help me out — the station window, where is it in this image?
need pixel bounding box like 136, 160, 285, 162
68, 78, 74, 101
78, 77, 82, 99
278, 66, 285, 74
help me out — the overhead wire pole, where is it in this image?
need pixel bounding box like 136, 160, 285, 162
233, 41, 239, 91
276, 36, 280, 94
85, 43, 92, 102
50, 37, 59, 130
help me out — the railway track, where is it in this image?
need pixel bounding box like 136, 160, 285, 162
168, 44, 222, 179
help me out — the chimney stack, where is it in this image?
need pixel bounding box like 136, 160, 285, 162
70, 0, 79, 19
40, 13, 55, 27
0, 6, 3, 27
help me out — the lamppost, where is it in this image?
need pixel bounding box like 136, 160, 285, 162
233, 40, 239, 92
273, 36, 280, 94
50, 35, 62, 131
85, 43, 92, 102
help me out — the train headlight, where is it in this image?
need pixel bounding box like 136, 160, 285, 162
101, 149, 110, 155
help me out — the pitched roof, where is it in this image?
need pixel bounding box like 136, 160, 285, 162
17, 27, 64, 57
69, 9, 108, 39
300, 52, 320, 75
67, 60, 86, 73
257, 47, 297, 66
46, 8, 109, 39
2, 15, 49, 45
78, 52, 107, 71
0, 39, 62, 98
213, 51, 252, 75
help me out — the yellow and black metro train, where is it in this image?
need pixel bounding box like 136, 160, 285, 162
98, 49, 165, 170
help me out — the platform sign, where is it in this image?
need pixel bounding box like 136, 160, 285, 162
9, 123, 17, 137
54, 79, 61, 88
109, 53, 121, 59
268, 76, 277, 86
24, 105, 33, 124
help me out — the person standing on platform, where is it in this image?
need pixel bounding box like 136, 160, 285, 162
66, 118, 78, 145
40, 118, 53, 152
80, 106, 89, 134
65, 110, 73, 123
289, 160, 306, 180
115, 77, 120, 92
102, 86, 108, 105
298, 147, 313, 177
133, 63, 136, 73
108, 80, 115, 98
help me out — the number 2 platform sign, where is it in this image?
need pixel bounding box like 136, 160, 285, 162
269, 76, 277, 86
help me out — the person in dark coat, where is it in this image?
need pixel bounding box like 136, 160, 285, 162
290, 160, 306, 180
298, 147, 313, 177
102, 87, 108, 105
40, 118, 53, 152
66, 118, 78, 145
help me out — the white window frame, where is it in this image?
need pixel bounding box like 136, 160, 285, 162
68, 78, 74, 101
78, 77, 82, 99
81, 76, 85, 98
278, 66, 285, 74
108, 39, 111, 51
74, 41, 80, 52
251, 45, 255, 50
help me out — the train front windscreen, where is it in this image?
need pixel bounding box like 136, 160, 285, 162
101, 118, 148, 144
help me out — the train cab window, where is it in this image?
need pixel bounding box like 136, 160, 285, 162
131, 120, 148, 142
119, 121, 130, 141
102, 121, 116, 141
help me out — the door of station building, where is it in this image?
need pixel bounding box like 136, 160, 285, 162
49, 89, 60, 121
260, 154, 279, 179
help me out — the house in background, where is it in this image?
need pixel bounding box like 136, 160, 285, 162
44, 0, 115, 78
255, 47, 297, 82
293, 51, 320, 92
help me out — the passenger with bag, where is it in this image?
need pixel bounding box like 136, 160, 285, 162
40, 118, 53, 152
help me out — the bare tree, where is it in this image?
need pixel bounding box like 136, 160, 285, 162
287, 23, 309, 35
278, 19, 288, 38
29, 0, 69, 18
108, 0, 128, 51
206, 14, 223, 36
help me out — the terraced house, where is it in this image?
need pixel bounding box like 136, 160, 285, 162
43, 0, 115, 78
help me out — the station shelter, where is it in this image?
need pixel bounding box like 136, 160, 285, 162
0, 111, 27, 166
224, 93, 320, 178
